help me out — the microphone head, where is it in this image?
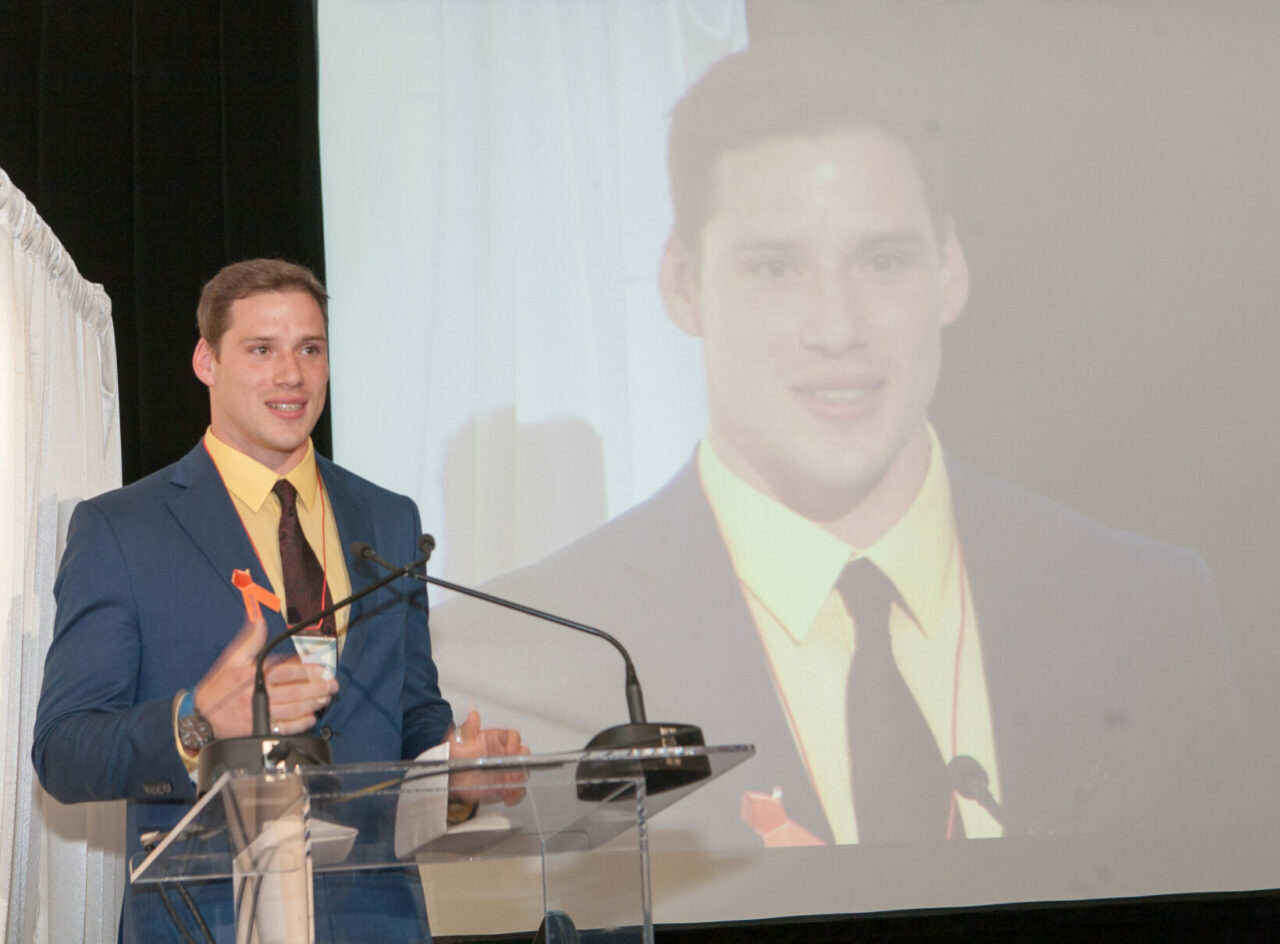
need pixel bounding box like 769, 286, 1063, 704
947, 754, 991, 801
418, 534, 436, 555
350, 540, 375, 560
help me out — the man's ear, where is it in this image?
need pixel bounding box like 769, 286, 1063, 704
939, 217, 970, 327
659, 231, 703, 337
192, 338, 216, 388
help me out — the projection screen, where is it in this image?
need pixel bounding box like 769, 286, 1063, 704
318, 0, 1280, 930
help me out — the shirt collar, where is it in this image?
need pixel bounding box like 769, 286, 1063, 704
697, 425, 957, 642
861, 425, 958, 637
203, 429, 320, 513
699, 440, 853, 641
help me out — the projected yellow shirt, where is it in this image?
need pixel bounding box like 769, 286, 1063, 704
698, 429, 1003, 843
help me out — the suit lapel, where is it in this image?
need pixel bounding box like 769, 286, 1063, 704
634, 462, 834, 843
165, 444, 288, 641
948, 455, 1104, 826
315, 456, 377, 676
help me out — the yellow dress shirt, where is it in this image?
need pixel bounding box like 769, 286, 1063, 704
203, 430, 353, 660
698, 428, 1003, 842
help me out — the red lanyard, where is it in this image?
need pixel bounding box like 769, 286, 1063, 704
203, 441, 332, 617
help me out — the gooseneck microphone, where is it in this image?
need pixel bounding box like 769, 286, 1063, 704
352, 538, 650, 727
947, 754, 1024, 836
355, 535, 710, 798
946, 752, 1111, 837
250, 549, 432, 736
195, 545, 433, 794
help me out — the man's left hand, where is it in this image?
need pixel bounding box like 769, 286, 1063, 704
445, 709, 529, 808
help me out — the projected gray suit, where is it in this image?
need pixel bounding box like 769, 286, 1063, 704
434, 454, 1256, 846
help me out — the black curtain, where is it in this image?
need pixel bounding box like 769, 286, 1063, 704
0, 0, 329, 484
2, 3, 1276, 941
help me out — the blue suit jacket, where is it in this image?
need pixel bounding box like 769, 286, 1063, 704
435, 455, 1258, 846
33, 443, 452, 940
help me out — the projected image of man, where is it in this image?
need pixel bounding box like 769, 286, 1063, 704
659, 71, 976, 844
438, 42, 1256, 848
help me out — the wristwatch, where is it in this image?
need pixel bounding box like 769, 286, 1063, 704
177, 689, 215, 756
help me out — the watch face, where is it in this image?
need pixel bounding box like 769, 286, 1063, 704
179, 713, 215, 753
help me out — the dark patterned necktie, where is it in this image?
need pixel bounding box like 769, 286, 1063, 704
273, 479, 335, 636
840, 557, 959, 841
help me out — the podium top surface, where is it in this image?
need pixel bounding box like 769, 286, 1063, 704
130, 744, 753, 884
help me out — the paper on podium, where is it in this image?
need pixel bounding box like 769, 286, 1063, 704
393, 743, 451, 859
309, 817, 359, 867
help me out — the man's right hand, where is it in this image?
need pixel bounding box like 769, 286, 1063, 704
193, 619, 338, 738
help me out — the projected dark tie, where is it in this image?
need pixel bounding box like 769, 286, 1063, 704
273, 479, 335, 636
841, 558, 958, 841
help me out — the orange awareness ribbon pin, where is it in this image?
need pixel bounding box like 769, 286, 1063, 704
231, 569, 280, 622
740, 788, 825, 848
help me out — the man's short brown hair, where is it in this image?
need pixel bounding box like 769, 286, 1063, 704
667, 40, 947, 253
197, 259, 329, 352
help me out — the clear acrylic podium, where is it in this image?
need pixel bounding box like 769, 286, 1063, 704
129, 744, 752, 943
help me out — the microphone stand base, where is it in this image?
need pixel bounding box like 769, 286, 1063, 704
197, 735, 333, 796
576, 722, 709, 801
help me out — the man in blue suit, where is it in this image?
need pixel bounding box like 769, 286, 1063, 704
33, 259, 521, 941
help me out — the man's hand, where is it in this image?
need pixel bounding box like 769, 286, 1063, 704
446, 709, 530, 808
193, 619, 338, 738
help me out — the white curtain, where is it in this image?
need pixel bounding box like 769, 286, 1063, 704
0, 168, 124, 943
320, 0, 747, 586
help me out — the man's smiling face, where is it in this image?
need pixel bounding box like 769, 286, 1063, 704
663, 127, 968, 529
192, 289, 329, 473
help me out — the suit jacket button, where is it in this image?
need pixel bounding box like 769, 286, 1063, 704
320, 725, 332, 740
